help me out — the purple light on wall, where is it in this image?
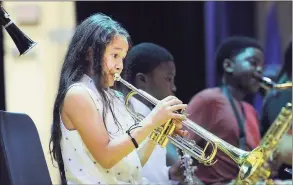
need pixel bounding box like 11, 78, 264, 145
204, 1, 229, 88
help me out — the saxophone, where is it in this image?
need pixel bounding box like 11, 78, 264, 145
177, 149, 204, 185
234, 102, 292, 185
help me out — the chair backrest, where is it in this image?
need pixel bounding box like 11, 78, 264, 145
0, 111, 52, 185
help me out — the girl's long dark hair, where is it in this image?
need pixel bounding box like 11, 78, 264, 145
49, 13, 131, 184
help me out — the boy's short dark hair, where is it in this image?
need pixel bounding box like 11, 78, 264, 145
216, 36, 263, 78
123, 42, 174, 83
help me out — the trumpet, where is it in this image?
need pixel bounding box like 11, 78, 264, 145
114, 73, 264, 181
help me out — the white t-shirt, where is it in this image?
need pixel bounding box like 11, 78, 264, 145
130, 97, 176, 185
60, 74, 149, 185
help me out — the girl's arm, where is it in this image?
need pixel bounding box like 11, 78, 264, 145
62, 86, 157, 169
136, 137, 157, 166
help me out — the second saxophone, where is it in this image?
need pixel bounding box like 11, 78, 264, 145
234, 79, 292, 185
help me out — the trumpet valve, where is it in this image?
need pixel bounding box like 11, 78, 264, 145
158, 136, 169, 148
159, 120, 176, 146
149, 119, 176, 148
149, 127, 163, 143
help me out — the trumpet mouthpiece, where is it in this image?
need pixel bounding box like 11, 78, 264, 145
114, 73, 121, 81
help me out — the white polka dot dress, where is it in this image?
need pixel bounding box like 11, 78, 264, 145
60, 75, 149, 185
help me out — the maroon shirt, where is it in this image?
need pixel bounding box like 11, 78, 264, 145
186, 88, 261, 185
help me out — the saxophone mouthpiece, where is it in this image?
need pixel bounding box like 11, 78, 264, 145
260, 76, 276, 88
254, 74, 276, 89
253, 74, 276, 88
258, 76, 292, 90
114, 73, 121, 81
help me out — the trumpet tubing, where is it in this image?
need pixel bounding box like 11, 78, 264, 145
114, 74, 264, 181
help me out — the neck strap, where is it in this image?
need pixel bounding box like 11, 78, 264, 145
221, 85, 246, 149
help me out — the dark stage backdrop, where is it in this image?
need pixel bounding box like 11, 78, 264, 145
0, 2, 5, 110
75, 1, 206, 104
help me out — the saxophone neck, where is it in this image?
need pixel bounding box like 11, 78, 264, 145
274, 82, 292, 90
259, 76, 292, 90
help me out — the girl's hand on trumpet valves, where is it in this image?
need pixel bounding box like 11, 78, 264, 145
144, 96, 188, 136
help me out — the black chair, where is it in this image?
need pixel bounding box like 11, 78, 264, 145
0, 111, 52, 185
